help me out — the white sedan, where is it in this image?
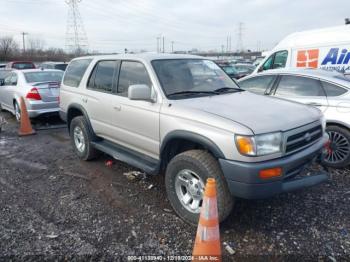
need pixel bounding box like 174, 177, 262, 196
239, 68, 350, 168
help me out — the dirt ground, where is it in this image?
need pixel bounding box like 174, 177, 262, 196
0, 110, 349, 261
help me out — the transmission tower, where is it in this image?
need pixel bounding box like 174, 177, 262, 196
65, 0, 88, 54
236, 22, 244, 52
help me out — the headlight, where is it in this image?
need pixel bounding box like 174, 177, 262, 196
235, 132, 282, 156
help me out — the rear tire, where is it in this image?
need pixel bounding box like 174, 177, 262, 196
165, 150, 234, 226
70, 116, 99, 161
323, 125, 350, 168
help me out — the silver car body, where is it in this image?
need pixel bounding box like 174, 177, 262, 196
0, 69, 63, 118
60, 54, 326, 163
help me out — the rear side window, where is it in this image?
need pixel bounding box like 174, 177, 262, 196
63, 59, 92, 87
117, 61, 151, 97
275, 75, 325, 97
87, 60, 117, 92
239, 75, 276, 94
321, 81, 347, 96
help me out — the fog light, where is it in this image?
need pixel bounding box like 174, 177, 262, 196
259, 167, 282, 179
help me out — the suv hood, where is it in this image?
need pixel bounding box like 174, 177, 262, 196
171, 91, 321, 134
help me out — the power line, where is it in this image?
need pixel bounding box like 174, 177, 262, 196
65, 0, 88, 54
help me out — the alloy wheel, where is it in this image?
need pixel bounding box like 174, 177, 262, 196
325, 130, 350, 164
175, 169, 205, 213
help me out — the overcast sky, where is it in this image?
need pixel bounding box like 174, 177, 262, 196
0, 0, 349, 53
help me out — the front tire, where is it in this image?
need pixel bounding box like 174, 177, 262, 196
323, 125, 350, 168
70, 116, 99, 161
165, 150, 234, 225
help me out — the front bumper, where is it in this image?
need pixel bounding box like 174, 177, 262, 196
220, 135, 329, 199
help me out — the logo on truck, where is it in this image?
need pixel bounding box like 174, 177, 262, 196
296, 49, 319, 68
321, 48, 350, 65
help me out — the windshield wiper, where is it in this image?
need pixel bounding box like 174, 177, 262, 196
167, 90, 217, 97
213, 87, 244, 93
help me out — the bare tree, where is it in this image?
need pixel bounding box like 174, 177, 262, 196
27, 37, 45, 51
0, 36, 19, 61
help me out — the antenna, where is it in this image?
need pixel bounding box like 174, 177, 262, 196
65, 0, 88, 54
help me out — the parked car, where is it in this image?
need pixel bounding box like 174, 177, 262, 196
239, 68, 350, 168
5, 61, 36, 70
253, 56, 265, 67
60, 54, 328, 225
232, 63, 255, 75
0, 69, 63, 121
253, 25, 350, 75
215, 61, 247, 79
0, 64, 6, 69
40, 62, 68, 71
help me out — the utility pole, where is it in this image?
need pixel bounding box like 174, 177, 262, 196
226, 36, 229, 53
228, 36, 232, 52
162, 36, 165, 53
171, 41, 174, 53
156, 36, 160, 53
21, 32, 28, 53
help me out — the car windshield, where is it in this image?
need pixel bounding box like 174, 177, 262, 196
13, 63, 35, 69
24, 71, 64, 83
0, 70, 10, 79
152, 59, 240, 98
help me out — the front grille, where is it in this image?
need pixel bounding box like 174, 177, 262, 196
285, 125, 322, 154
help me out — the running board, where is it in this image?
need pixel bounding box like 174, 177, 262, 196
91, 140, 159, 175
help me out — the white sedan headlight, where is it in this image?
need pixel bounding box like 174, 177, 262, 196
236, 132, 282, 156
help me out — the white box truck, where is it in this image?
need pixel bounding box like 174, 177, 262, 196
254, 25, 350, 75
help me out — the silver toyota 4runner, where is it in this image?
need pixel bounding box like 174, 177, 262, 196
59, 54, 329, 225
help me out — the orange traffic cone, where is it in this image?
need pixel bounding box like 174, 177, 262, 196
18, 97, 35, 136
192, 178, 221, 262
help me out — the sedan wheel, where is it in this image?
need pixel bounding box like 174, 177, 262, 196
324, 126, 350, 168
14, 102, 21, 122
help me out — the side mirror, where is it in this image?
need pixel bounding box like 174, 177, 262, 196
258, 66, 263, 73
128, 84, 154, 102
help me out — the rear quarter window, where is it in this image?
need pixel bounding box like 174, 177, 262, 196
321, 81, 347, 96
63, 59, 92, 87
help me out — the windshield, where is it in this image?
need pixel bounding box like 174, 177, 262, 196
0, 70, 10, 79
24, 71, 64, 83
13, 62, 35, 69
152, 59, 239, 98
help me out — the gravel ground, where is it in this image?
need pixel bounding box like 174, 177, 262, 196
0, 110, 349, 261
